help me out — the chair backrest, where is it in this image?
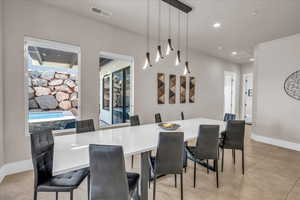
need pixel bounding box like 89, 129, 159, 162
223, 113, 236, 122
130, 115, 140, 126
181, 112, 184, 120
30, 130, 54, 188
195, 125, 220, 160
76, 119, 95, 133
155, 132, 184, 175
89, 144, 129, 200
155, 113, 162, 123
224, 120, 245, 149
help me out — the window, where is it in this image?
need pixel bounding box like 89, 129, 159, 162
24, 38, 80, 134
103, 75, 110, 110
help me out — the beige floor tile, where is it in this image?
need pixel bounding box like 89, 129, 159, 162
1, 125, 300, 200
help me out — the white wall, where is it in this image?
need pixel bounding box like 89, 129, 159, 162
2, 0, 240, 164
0, 0, 4, 168
253, 34, 300, 148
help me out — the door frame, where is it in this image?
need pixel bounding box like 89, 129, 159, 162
224, 71, 237, 115
99, 52, 134, 127
242, 73, 253, 123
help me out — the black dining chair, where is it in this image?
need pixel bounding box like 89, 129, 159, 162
186, 125, 220, 188
220, 120, 246, 174
76, 119, 95, 133
155, 113, 162, 123
130, 115, 140, 168
130, 115, 140, 127
89, 144, 140, 200
150, 132, 185, 200
181, 112, 185, 120
223, 113, 236, 122
30, 130, 89, 200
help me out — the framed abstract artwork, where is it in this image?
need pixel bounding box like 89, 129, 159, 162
189, 77, 195, 103
169, 74, 176, 104
180, 76, 186, 103
157, 73, 165, 104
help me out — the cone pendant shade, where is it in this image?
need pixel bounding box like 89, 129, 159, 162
166, 38, 174, 55
175, 50, 181, 66
183, 61, 191, 75
155, 45, 164, 63
143, 52, 152, 69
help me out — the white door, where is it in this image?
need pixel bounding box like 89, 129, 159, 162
242, 73, 253, 124
224, 72, 237, 115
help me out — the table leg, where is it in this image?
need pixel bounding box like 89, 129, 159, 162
141, 151, 150, 200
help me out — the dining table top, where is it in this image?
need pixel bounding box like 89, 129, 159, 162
53, 117, 226, 174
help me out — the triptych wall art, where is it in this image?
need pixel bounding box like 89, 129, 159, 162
180, 76, 186, 103
169, 75, 176, 104
157, 73, 195, 105
157, 73, 165, 104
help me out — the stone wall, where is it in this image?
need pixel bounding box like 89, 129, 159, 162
28, 70, 79, 116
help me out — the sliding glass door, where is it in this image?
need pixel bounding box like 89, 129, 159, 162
112, 67, 130, 124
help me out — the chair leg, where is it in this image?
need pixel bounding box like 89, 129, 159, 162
134, 183, 140, 200
33, 189, 37, 200
215, 159, 219, 188
131, 155, 134, 168
174, 174, 177, 188
70, 191, 73, 200
180, 173, 183, 200
56, 192, 58, 200
242, 149, 245, 175
207, 160, 209, 174
153, 175, 157, 200
149, 168, 151, 189
232, 149, 236, 165
193, 160, 196, 188
218, 148, 220, 160
221, 148, 224, 172
184, 167, 187, 173
87, 173, 90, 200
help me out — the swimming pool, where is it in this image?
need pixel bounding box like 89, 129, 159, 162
29, 112, 65, 120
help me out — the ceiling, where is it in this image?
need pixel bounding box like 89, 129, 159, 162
34, 0, 300, 64
28, 46, 78, 67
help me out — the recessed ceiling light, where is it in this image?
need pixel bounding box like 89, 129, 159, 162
213, 22, 221, 28
249, 58, 255, 62
232, 51, 237, 55
252, 10, 259, 16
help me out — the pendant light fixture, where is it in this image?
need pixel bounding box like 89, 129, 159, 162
175, 10, 181, 66
155, 0, 164, 63
166, 6, 174, 56
184, 13, 191, 75
143, 0, 152, 69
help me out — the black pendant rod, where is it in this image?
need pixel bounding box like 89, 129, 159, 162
162, 0, 192, 13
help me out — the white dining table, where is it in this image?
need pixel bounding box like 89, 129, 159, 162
53, 117, 226, 200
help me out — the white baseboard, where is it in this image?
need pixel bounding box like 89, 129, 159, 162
251, 133, 300, 151
0, 159, 32, 183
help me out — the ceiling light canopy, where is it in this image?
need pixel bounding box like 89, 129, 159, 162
232, 51, 237, 55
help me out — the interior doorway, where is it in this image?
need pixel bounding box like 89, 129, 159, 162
99, 52, 133, 127
224, 71, 237, 116
242, 73, 253, 124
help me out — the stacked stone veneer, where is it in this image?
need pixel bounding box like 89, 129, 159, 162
28, 70, 79, 116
